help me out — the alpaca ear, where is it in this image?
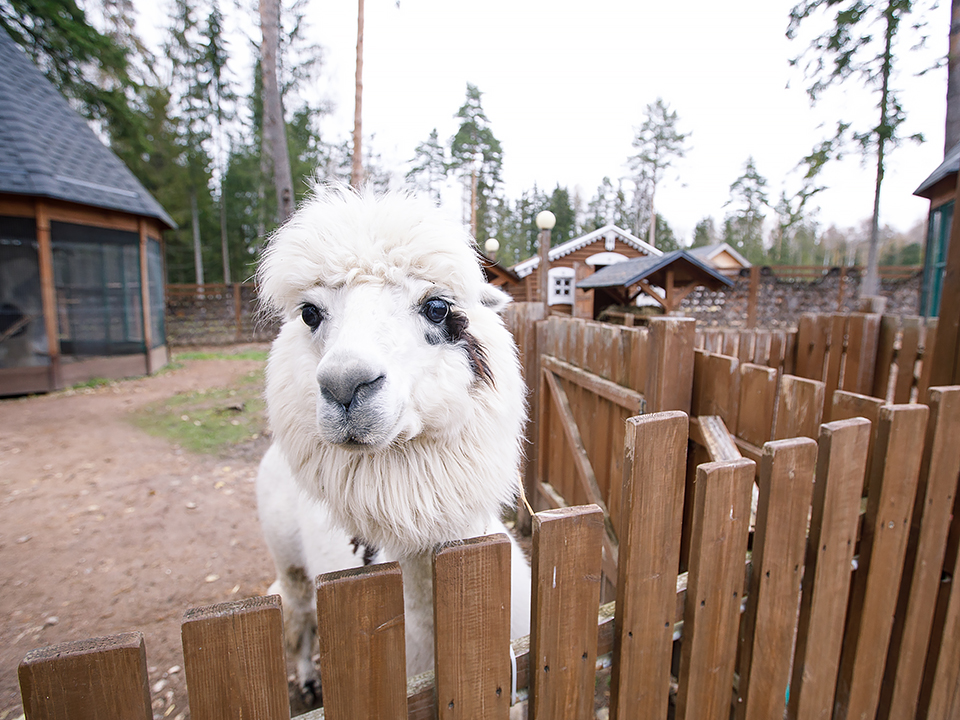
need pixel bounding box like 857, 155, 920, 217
479, 284, 511, 314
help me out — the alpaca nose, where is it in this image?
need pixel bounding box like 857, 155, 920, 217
317, 361, 386, 411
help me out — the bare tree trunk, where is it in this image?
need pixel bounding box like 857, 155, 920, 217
351, 0, 365, 188
191, 189, 204, 286
259, 0, 294, 223
220, 195, 230, 285
946, 0, 960, 152
863, 12, 894, 299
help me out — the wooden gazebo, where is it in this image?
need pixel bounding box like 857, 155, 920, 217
577, 250, 734, 318
0, 33, 174, 396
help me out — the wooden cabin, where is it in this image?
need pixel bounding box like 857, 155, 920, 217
913, 142, 959, 317
505, 225, 660, 315
0, 33, 174, 396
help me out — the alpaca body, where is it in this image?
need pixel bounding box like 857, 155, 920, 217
256, 186, 531, 696
257, 444, 531, 685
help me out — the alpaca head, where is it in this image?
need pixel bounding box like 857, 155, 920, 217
258, 186, 526, 555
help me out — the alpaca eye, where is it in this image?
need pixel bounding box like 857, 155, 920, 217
300, 303, 323, 330
422, 298, 449, 324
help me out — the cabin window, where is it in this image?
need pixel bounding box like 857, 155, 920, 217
921, 200, 952, 317
548, 266, 576, 306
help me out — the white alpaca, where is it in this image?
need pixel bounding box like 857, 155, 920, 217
256, 185, 531, 698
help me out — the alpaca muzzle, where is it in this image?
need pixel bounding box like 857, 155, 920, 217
315, 360, 393, 446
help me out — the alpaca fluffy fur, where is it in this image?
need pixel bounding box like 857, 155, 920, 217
256, 185, 530, 693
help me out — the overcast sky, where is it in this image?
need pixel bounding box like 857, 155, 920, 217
138, 0, 951, 243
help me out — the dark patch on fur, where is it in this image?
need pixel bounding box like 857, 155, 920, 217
446, 309, 495, 385
285, 565, 309, 586
350, 537, 378, 566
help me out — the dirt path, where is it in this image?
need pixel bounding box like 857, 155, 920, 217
0, 349, 281, 719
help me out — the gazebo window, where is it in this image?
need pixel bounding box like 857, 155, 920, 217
51, 221, 144, 356
548, 266, 576, 306
147, 239, 166, 348
0, 216, 46, 368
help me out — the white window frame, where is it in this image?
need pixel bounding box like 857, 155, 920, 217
548, 266, 576, 306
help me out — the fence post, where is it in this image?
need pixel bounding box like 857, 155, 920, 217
18, 632, 152, 720
233, 283, 243, 342
180, 595, 289, 720
645, 316, 695, 414
315, 562, 407, 720
736, 438, 817, 720
529, 505, 603, 720
834, 403, 929, 720
675, 458, 754, 720
880, 387, 960, 719
609, 412, 687, 720
433, 535, 512, 720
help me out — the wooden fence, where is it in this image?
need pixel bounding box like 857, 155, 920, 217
17, 306, 960, 719
17, 396, 960, 720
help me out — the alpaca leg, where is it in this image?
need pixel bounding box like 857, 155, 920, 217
269, 569, 320, 702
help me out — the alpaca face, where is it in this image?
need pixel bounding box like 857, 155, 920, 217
258, 187, 526, 554
293, 277, 490, 449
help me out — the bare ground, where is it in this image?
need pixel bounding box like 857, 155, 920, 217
0, 348, 281, 720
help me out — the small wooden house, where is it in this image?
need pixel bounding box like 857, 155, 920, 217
0, 33, 174, 396
505, 225, 660, 316
687, 242, 751, 276
913, 142, 959, 317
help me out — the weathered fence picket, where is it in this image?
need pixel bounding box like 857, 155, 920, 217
181, 595, 289, 720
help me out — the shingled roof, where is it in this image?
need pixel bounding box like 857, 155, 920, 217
0, 31, 174, 228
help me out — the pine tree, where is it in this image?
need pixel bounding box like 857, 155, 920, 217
627, 98, 689, 248
691, 217, 718, 248
449, 83, 503, 241
723, 157, 769, 265
406, 129, 448, 203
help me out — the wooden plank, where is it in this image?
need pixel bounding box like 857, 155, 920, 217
18, 633, 152, 720
433, 535, 512, 720
822, 314, 847, 422
738, 363, 777, 447
736, 438, 817, 720
542, 367, 619, 579
774, 374, 825, 441
610, 412, 688, 720
675, 458, 755, 720
794, 314, 822, 380
917, 319, 938, 402
645, 316, 696, 414
893, 316, 922, 404
918, 492, 960, 720
690, 415, 742, 462
841, 313, 880, 395
834, 403, 929, 720
541, 355, 643, 413
929, 173, 960, 386
181, 595, 290, 720
316, 562, 407, 720
692, 350, 741, 434
788, 417, 871, 720
873, 315, 899, 401
529, 505, 604, 720
878, 387, 960, 720
831, 390, 884, 497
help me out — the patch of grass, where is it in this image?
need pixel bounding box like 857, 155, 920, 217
70, 377, 114, 390
174, 349, 269, 362
132, 367, 268, 454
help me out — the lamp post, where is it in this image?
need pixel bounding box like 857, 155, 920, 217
536, 210, 556, 313
484, 237, 499, 261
